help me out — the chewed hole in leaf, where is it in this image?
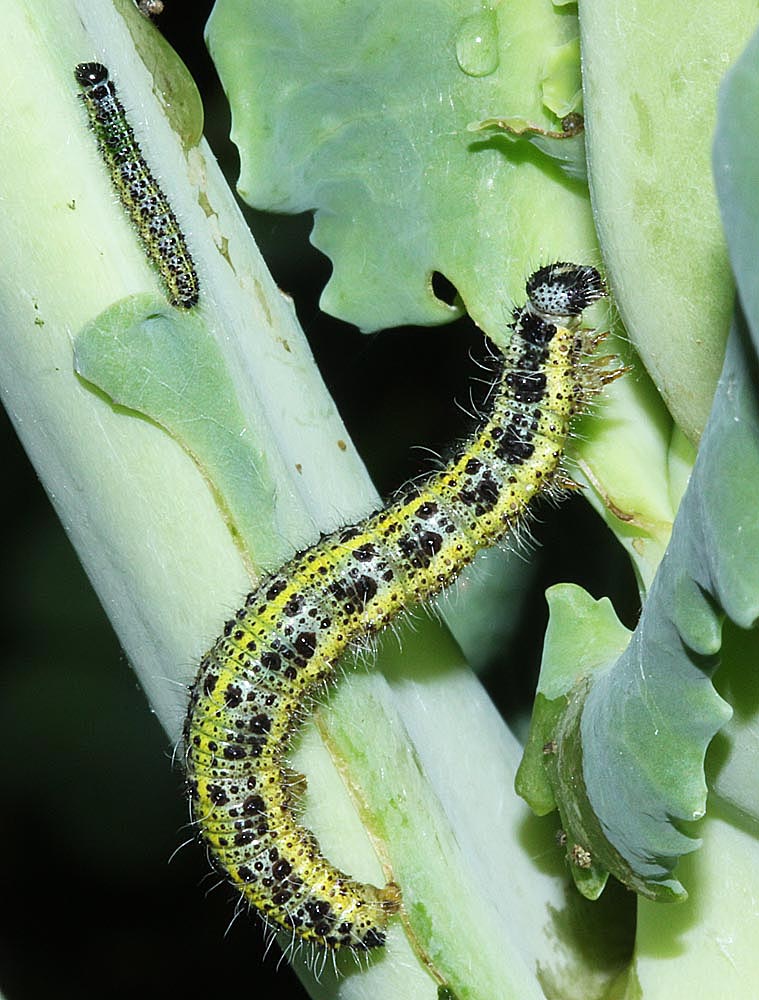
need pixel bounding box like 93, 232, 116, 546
430, 271, 460, 308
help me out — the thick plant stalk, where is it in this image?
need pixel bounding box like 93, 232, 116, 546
0, 3, 607, 999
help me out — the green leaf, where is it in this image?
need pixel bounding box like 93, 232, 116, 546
541, 36, 582, 118
516, 585, 632, 822
73, 295, 279, 569
580, 0, 759, 442
206, 0, 599, 336
519, 305, 759, 899
714, 21, 759, 357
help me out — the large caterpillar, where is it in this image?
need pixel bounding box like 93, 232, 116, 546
74, 62, 199, 309
184, 263, 621, 950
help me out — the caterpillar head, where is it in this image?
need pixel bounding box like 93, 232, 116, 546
75, 62, 109, 89
526, 263, 605, 319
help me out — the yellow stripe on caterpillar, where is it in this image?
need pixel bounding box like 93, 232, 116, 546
184, 262, 623, 950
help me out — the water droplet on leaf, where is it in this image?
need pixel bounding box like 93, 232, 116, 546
455, 9, 499, 78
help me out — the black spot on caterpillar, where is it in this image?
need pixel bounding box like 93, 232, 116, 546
184, 263, 622, 949
74, 62, 199, 309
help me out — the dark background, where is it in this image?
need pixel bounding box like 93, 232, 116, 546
0, 4, 637, 998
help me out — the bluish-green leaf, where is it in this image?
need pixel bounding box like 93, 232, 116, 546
206, 0, 599, 336
518, 21, 759, 900
516, 585, 632, 823
518, 307, 759, 898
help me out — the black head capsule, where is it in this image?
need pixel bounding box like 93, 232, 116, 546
75, 62, 109, 90
526, 263, 606, 318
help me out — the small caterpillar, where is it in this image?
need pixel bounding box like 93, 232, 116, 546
74, 62, 199, 309
184, 263, 621, 949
